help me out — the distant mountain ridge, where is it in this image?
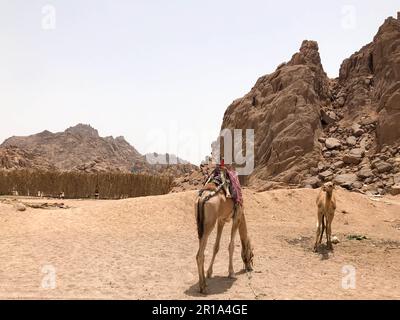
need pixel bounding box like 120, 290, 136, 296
0, 124, 196, 176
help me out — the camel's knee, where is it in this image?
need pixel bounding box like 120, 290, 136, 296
196, 250, 204, 264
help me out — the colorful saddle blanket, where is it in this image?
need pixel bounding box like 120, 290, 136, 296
204, 167, 243, 205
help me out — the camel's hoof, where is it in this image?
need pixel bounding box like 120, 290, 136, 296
228, 272, 236, 279
313, 246, 318, 253
206, 270, 213, 279
199, 286, 208, 294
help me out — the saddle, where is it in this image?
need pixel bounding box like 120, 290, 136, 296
201, 166, 243, 206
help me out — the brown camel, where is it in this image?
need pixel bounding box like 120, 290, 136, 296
314, 181, 336, 252
195, 183, 254, 294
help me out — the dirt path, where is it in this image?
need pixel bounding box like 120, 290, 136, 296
0, 188, 399, 299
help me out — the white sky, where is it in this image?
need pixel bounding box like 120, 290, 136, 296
0, 0, 398, 164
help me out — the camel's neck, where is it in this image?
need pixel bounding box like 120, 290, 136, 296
325, 191, 333, 202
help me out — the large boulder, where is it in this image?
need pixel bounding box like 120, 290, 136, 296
325, 138, 341, 150
319, 170, 334, 181
390, 185, 400, 195
343, 148, 365, 164
346, 136, 357, 146
302, 176, 321, 188
352, 124, 365, 137
372, 161, 393, 174
357, 167, 373, 179
334, 174, 358, 189
321, 110, 337, 125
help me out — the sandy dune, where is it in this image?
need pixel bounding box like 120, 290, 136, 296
0, 188, 399, 300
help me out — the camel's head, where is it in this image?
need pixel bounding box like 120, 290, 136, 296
322, 182, 335, 194
241, 239, 254, 272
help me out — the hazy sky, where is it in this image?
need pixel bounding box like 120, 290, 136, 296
0, 1, 398, 164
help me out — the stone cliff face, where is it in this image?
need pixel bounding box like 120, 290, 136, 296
339, 16, 400, 147
220, 14, 400, 195
221, 40, 330, 186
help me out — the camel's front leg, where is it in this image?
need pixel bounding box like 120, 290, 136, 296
318, 215, 326, 245
314, 211, 323, 252
196, 235, 209, 293
207, 220, 225, 278
326, 214, 334, 250
228, 220, 239, 278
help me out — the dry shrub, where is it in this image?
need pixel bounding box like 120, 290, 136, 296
0, 170, 173, 199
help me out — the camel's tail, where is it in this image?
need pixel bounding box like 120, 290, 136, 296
196, 198, 205, 240
196, 185, 223, 240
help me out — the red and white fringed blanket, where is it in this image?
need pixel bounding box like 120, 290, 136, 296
227, 169, 243, 206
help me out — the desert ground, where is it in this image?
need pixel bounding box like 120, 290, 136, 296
0, 188, 399, 300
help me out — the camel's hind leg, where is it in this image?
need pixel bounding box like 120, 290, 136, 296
228, 218, 240, 278
207, 220, 225, 278
196, 235, 209, 294
196, 204, 218, 294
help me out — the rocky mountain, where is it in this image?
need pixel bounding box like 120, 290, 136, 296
222, 39, 329, 186
0, 124, 196, 176
219, 13, 400, 196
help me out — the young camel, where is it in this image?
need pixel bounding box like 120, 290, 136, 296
314, 181, 336, 252
195, 183, 254, 294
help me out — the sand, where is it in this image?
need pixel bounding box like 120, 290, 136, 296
0, 188, 399, 299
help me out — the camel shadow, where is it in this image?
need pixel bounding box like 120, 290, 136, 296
315, 244, 333, 260
184, 275, 237, 297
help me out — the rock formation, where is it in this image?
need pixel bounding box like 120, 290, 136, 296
0, 146, 54, 171
221, 39, 330, 187
219, 13, 400, 195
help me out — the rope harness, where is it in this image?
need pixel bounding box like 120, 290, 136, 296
197, 183, 224, 202
245, 269, 259, 299
198, 183, 240, 221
